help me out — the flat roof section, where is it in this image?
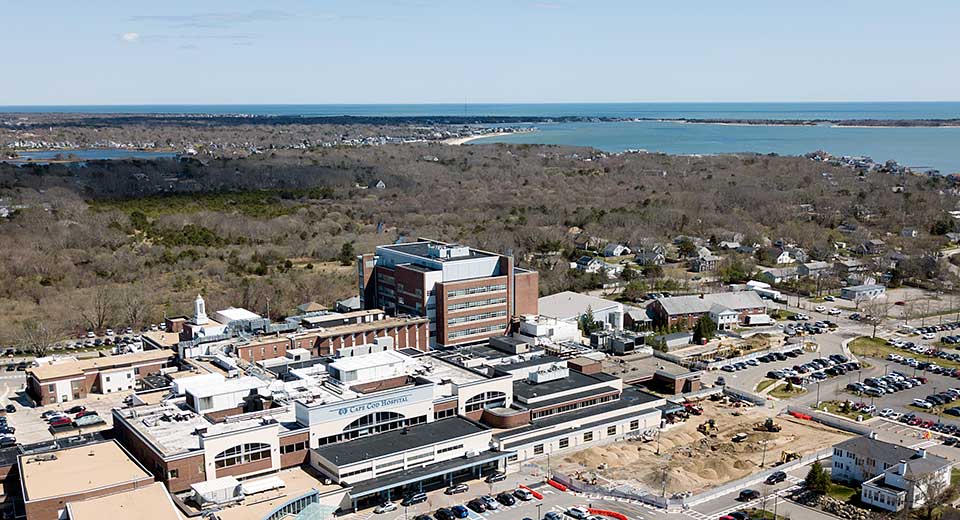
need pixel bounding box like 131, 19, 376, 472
28, 349, 175, 381
66, 482, 184, 520
313, 417, 488, 467
380, 241, 495, 263
212, 467, 344, 520
496, 386, 663, 440
512, 370, 617, 402
20, 440, 152, 501
538, 291, 622, 321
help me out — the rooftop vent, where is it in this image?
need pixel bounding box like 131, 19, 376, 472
427, 244, 470, 259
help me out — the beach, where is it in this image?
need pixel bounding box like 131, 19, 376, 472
443, 131, 518, 145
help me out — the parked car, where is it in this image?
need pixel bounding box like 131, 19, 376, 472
467, 499, 487, 513
445, 483, 469, 495
374, 502, 398, 514
545, 512, 563, 520
435, 508, 455, 520
566, 507, 590, 519
737, 489, 761, 501
496, 492, 516, 506
913, 399, 934, 409
451, 506, 470, 519
48, 416, 72, 427
401, 493, 428, 507
485, 471, 507, 483
64, 405, 85, 415
514, 488, 534, 501
4, 404, 14, 414
480, 496, 500, 510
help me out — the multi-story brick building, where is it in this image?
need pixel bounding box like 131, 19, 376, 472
357, 239, 538, 348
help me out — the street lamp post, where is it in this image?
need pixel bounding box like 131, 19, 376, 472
537, 503, 543, 520
816, 381, 821, 407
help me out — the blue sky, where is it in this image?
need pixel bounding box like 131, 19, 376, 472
1, 0, 958, 105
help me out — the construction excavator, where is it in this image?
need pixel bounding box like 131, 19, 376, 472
779, 451, 801, 464
697, 419, 719, 437
754, 417, 782, 432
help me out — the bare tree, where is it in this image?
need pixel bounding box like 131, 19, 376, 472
904, 470, 957, 520
119, 285, 151, 328
79, 285, 116, 332
861, 298, 894, 338
17, 320, 61, 358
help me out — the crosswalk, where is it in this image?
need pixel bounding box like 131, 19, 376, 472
695, 481, 803, 520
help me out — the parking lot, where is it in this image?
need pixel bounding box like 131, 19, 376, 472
4, 389, 127, 444
709, 331, 851, 394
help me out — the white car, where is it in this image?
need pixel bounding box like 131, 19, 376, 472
878, 408, 894, 417
481, 496, 500, 510
567, 508, 590, 520
814, 305, 827, 313
828, 308, 841, 316
374, 502, 397, 514
889, 412, 904, 421
922, 333, 936, 340
913, 399, 934, 409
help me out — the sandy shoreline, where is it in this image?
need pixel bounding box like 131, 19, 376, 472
443, 131, 524, 145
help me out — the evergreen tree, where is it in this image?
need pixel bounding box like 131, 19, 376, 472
804, 461, 830, 494
692, 315, 717, 343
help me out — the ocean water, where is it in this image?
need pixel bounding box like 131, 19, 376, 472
470, 120, 960, 173
2, 102, 958, 172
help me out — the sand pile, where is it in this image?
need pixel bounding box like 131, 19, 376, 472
553, 401, 852, 494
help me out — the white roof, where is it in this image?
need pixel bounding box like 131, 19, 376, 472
329, 350, 411, 372
538, 291, 622, 321
213, 307, 261, 323
192, 476, 240, 495
186, 376, 267, 399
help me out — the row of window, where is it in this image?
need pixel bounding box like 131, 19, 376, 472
280, 441, 307, 454
434, 408, 457, 420
437, 443, 464, 455
447, 310, 507, 326
531, 394, 617, 420
449, 324, 505, 339
465, 391, 508, 413
447, 284, 507, 298
448, 297, 507, 312
316, 414, 428, 446
214, 442, 271, 469
531, 421, 642, 455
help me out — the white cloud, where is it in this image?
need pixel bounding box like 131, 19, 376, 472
120, 32, 140, 43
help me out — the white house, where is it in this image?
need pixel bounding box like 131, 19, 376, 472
602, 243, 631, 257
861, 449, 952, 513
708, 305, 739, 330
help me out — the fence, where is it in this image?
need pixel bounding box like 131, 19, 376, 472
553, 446, 831, 511
681, 447, 831, 508
786, 406, 875, 436
722, 386, 768, 406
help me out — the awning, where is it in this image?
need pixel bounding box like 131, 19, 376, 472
348, 450, 511, 498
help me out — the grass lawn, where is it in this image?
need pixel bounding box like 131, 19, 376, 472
769, 384, 807, 399
756, 379, 776, 393
952, 467, 960, 485
828, 482, 859, 502
849, 336, 960, 370
817, 400, 865, 420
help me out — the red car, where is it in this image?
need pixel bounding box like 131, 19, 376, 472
75, 410, 98, 419
49, 417, 73, 427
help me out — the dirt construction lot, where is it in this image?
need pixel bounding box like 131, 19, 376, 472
552, 401, 853, 495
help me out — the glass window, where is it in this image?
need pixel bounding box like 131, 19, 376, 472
558, 438, 569, 449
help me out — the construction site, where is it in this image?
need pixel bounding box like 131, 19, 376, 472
549, 399, 853, 495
